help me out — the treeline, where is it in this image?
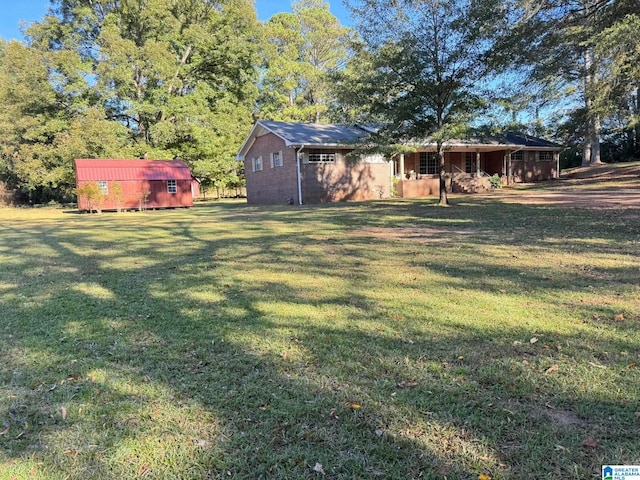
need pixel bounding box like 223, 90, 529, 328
1, 0, 638, 204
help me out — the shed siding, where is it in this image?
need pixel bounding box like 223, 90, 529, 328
75, 159, 194, 211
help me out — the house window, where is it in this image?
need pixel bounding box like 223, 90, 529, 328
167, 179, 177, 193
538, 151, 552, 161
271, 151, 283, 168
97, 181, 108, 195
308, 152, 335, 163
419, 152, 437, 175
252, 156, 263, 172
511, 151, 524, 161
465, 153, 475, 173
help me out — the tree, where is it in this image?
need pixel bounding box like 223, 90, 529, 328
591, 13, 640, 159
491, 0, 640, 165
0, 40, 82, 202
344, 0, 498, 205
258, 0, 353, 123
1, 0, 260, 203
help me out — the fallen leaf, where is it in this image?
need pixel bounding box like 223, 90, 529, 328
545, 364, 559, 375
588, 362, 607, 369
312, 462, 325, 474
396, 381, 419, 389
350, 403, 361, 410
581, 436, 598, 449
375, 429, 384, 437
626, 363, 636, 369
61, 406, 67, 420
478, 475, 492, 480
613, 313, 625, 321
530, 337, 538, 344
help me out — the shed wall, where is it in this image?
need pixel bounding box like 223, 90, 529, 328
77, 179, 193, 211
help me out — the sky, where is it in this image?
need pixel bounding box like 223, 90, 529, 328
0, 0, 352, 42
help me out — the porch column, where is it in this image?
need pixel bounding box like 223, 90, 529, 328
554, 151, 560, 178
507, 151, 512, 185
476, 151, 481, 176
398, 153, 405, 178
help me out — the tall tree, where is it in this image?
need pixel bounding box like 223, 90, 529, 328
1, 0, 260, 202
344, 0, 498, 205
0, 40, 125, 202
591, 13, 640, 159
258, 0, 353, 123
492, 0, 640, 165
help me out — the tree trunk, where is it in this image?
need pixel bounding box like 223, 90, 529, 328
437, 144, 448, 206
583, 46, 602, 165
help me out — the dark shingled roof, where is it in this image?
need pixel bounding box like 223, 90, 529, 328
236, 121, 561, 160
504, 132, 561, 148
257, 120, 370, 146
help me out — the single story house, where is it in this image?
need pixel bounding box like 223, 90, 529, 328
75, 158, 199, 211
236, 120, 562, 205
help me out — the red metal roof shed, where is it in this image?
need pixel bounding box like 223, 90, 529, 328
75, 159, 195, 211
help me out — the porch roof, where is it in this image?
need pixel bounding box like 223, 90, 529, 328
413, 132, 561, 151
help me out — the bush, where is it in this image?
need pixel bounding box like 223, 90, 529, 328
489, 174, 502, 189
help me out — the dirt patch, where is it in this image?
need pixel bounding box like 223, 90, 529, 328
534, 407, 586, 427
484, 188, 640, 209
561, 162, 640, 181
480, 162, 640, 209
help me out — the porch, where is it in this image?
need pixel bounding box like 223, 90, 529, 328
393, 150, 502, 197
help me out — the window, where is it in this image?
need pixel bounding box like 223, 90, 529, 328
419, 152, 438, 175
465, 153, 475, 173
538, 151, 552, 161
511, 151, 523, 161
97, 180, 108, 195
252, 156, 263, 172
167, 179, 177, 193
271, 151, 283, 168
308, 152, 335, 163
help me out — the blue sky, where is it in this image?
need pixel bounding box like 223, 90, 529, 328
0, 0, 352, 42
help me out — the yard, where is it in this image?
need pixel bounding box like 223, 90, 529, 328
1, 169, 639, 479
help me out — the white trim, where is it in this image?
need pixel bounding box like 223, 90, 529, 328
296, 146, 304, 205
252, 156, 263, 172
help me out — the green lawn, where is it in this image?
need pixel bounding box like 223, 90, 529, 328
1, 194, 639, 479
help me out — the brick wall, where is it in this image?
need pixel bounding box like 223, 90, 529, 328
244, 136, 392, 204
244, 134, 299, 205
510, 151, 557, 182
300, 152, 391, 203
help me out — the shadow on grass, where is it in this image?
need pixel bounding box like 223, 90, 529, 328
1, 198, 639, 478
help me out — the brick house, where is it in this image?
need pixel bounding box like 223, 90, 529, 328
236, 121, 562, 205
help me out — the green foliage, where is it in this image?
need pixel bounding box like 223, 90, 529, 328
1, 0, 260, 203
490, 0, 640, 163
74, 181, 105, 212
343, 0, 495, 204
257, 0, 354, 123
489, 173, 502, 189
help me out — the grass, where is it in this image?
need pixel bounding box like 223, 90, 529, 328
1, 188, 639, 479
